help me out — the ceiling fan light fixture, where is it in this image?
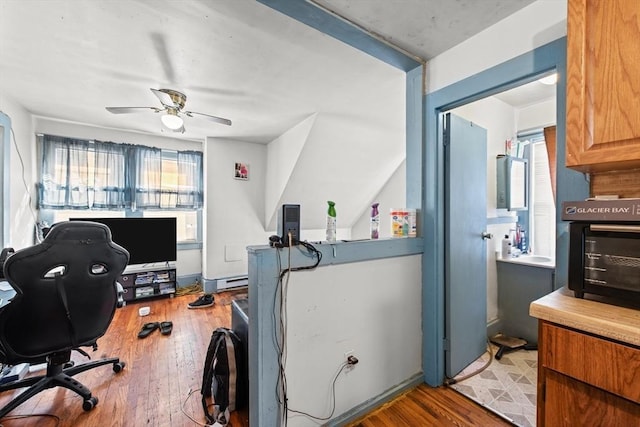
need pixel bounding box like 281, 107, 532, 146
161, 110, 183, 130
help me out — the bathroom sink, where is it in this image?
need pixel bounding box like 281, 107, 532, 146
524, 255, 552, 262
498, 254, 555, 268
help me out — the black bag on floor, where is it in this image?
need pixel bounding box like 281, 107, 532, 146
201, 327, 245, 425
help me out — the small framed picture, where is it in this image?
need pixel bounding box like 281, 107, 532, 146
234, 162, 249, 180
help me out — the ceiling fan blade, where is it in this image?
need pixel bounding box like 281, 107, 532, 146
151, 88, 178, 108
184, 110, 232, 126
150, 33, 176, 84
106, 106, 161, 114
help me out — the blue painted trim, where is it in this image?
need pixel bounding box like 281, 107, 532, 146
327, 373, 424, 426
0, 112, 10, 248
423, 37, 588, 387
249, 237, 423, 267
246, 6, 425, 424
176, 273, 200, 287
201, 277, 214, 294
256, 0, 421, 71
177, 241, 201, 251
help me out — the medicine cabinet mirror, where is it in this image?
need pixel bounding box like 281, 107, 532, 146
497, 155, 528, 211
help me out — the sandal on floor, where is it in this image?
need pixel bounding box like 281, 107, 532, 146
138, 322, 160, 339
160, 321, 173, 335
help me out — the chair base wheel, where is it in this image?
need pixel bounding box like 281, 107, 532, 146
83, 396, 98, 411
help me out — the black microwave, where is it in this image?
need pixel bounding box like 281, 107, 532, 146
569, 222, 640, 301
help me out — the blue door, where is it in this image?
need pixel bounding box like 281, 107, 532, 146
444, 112, 488, 378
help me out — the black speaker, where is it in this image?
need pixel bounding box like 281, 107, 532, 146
277, 204, 300, 246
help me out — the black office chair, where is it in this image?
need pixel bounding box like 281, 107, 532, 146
0, 221, 129, 418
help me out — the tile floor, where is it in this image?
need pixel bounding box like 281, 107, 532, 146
448, 344, 538, 427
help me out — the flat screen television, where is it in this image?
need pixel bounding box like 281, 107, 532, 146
69, 217, 177, 265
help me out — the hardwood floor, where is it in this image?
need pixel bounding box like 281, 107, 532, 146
0, 289, 514, 427
347, 384, 515, 427
0, 289, 250, 427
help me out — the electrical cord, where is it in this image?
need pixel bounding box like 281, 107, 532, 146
181, 387, 217, 426
273, 234, 323, 426
286, 362, 349, 421
10, 127, 39, 225
443, 338, 494, 386
175, 282, 203, 297
0, 413, 61, 426
277, 239, 322, 280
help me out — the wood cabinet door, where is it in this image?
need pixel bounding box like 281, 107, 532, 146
544, 370, 640, 427
538, 322, 640, 426
541, 322, 640, 403
566, 0, 640, 172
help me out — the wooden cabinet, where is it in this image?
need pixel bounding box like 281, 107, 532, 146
565, 0, 640, 173
537, 321, 640, 426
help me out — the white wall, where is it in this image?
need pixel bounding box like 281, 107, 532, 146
0, 93, 36, 250
265, 114, 316, 230
426, 0, 567, 94
284, 255, 422, 426
34, 118, 203, 151
351, 160, 406, 240
203, 137, 267, 281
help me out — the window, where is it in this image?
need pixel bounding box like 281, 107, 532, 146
522, 132, 555, 257
37, 135, 203, 244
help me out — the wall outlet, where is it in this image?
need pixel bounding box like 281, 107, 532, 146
344, 350, 358, 370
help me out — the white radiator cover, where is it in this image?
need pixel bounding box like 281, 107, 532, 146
216, 275, 248, 290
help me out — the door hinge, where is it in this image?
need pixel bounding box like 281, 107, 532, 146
443, 337, 450, 352
442, 114, 449, 147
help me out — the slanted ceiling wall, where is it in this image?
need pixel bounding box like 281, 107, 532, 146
201, 123, 406, 282
264, 109, 407, 233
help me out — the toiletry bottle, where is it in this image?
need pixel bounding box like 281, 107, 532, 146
370, 202, 380, 239
326, 201, 337, 242
501, 234, 511, 258
520, 230, 527, 253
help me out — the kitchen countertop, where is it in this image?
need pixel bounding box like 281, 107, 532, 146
530, 286, 640, 347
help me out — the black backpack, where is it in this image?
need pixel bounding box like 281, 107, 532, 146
201, 327, 245, 425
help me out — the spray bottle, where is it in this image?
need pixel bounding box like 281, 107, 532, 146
370, 202, 380, 239
326, 201, 336, 242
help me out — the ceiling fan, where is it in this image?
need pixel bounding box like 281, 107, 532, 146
105, 88, 232, 133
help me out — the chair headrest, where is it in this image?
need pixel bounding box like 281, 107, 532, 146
43, 221, 113, 243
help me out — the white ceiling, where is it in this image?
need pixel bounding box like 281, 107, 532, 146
312, 0, 536, 61
0, 0, 542, 229
0, 0, 538, 143
494, 77, 556, 109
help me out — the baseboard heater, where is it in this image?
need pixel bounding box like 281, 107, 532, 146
216, 275, 248, 290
